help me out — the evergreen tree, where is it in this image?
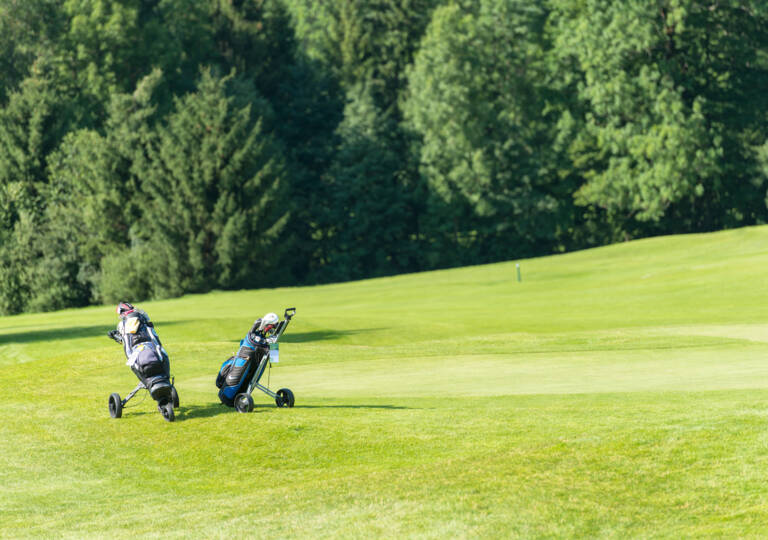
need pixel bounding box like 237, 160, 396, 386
271, 57, 344, 283
0, 210, 37, 315
0, 66, 70, 205
314, 83, 410, 282
137, 69, 288, 296
209, 0, 297, 101
0, 64, 73, 314
287, 0, 439, 276
43, 70, 162, 305
0, 0, 64, 104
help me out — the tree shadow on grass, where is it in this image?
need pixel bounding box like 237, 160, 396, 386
279, 328, 388, 343
293, 404, 413, 410
1, 323, 386, 346
240, 401, 413, 410
0, 324, 112, 345
0, 320, 188, 345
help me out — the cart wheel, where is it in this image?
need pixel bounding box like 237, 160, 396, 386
159, 401, 175, 422
108, 393, 123, 418
235, 393, 254, 413
276, 388, 294, 408
171, 386, 180, 409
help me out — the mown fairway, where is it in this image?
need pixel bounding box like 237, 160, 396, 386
3, 226, 768, 538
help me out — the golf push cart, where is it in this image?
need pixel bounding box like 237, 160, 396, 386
108, 371, 180, 422
216, 307, 296, 413
107, 337, 180, 422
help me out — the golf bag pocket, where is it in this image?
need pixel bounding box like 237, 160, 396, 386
225, 347, 254, 387
217, 354, 253, 407
129, 344, 171, 401
131, 345, 165, 378
217, 342, 269, 407
216, 358, 234, 389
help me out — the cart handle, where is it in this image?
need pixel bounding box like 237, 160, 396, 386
284, 307, 296, 320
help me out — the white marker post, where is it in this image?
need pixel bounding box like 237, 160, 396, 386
516, 263, 521, 282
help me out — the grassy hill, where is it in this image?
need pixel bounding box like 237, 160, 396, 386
3, 226, 768, 537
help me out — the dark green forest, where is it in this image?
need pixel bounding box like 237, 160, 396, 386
1, 0, 767, 315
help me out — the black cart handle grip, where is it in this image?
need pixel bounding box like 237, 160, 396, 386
284, 307, 296, 320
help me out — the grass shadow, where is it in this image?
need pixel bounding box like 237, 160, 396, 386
174, 402, 415, 418
293, 404, 414, 410
0, 321, 187, 345
280, 328, 387, 343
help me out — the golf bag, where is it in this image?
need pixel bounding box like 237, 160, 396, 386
216, 342, 268, 407
215, 308, 296, 411
108, 308, 177, 418
128, 342, 172, 403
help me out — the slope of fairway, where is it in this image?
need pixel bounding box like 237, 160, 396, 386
2, 226, 768, 537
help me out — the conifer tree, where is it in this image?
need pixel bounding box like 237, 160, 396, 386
314, 83, 410, 282
0, 65, 73, 314
43, 70, 162, 305
138, 69, 288, 296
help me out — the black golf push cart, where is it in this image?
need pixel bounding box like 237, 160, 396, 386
216, 307, 296, 413
108, 343, 180, 422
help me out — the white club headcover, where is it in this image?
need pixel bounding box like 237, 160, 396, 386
258, 312, 279, 331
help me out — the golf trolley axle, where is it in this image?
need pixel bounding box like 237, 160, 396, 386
121, 376, 175, 406
109, 376, 178, 421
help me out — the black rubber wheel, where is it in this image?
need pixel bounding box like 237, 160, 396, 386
276, 388, 294, 408
171, 386, 180, 409
109, 393, 123, 418
234, 393, 254, 413
159, 401, 175, 422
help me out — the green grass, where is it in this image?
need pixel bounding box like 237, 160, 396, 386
3, 225, 768, 538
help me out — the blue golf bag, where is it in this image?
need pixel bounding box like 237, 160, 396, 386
216, 338, 268, 407
215, 308, 296, 412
